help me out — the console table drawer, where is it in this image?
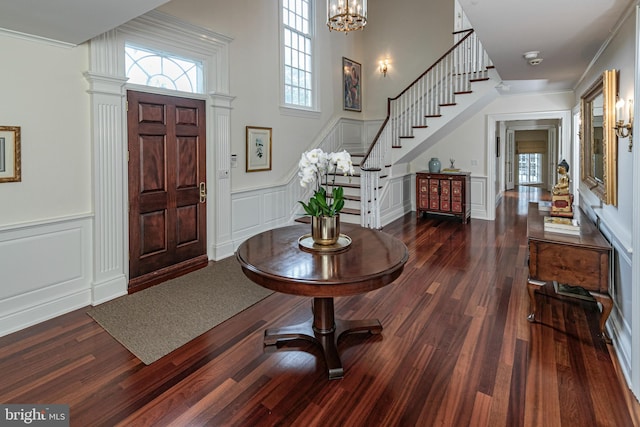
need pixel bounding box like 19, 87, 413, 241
528, 240, 609, 294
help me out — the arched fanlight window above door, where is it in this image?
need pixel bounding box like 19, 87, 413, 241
125, 44, 204, 94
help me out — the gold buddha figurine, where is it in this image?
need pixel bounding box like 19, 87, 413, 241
551, 159, 573, 218
552, 159, 570, 195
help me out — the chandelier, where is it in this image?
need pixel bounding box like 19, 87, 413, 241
327, 0, 367, 32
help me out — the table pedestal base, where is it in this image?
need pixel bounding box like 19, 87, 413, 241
263, 297, 382, 379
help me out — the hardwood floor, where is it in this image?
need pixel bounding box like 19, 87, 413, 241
1, 187, 638, 426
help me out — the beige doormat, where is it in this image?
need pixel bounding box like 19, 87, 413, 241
87, 256, 273, 364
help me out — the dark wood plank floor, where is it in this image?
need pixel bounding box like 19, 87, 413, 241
1, 186, 639, 426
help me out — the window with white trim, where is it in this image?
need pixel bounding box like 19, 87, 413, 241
281, 0, 314, 109
518, 153, 543, 184
125, 44, 204, 94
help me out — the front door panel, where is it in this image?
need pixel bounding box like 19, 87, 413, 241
128, 90, 207, 290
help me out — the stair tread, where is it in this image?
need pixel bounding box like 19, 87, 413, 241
340, 208, 360, 215
327, 172, 361, 178
329, 182, 360, 189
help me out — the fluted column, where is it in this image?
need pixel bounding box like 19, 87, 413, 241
84, 30, 128, 302
209, 93, 235, 259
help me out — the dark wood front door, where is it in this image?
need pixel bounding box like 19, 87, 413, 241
127, 90, 208, 292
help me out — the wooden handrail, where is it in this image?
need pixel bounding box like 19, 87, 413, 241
360, 29, 475, 167
390, 29, 474, 102
360, 100, 391, 170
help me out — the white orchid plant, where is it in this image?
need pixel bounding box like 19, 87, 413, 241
298, 148, 355, 217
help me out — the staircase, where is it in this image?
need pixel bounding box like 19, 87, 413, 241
327, 153, 387, 225
295, 29, 498, 227
359, 29, 498, 228
295, 153, 384, 225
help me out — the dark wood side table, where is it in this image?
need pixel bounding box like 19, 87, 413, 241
416, 171, 471, 223
526, 202, 612, 341
236, 223, 408, 379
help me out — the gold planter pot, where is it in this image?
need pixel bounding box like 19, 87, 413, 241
311, 215, 340, 245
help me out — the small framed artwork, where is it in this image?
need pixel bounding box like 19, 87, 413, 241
343, 57, 362, 112
0, 126, 21, 183
246, 126, 272, 172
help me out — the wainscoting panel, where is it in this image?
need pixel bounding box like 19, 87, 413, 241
262, 189, 288, 225
470, 175, 489, 220
381, 173, 489, 226
0, 215, 93, 337
364, 120, 384, 146
339, 119, 365, 153
230, 118, 372, 250
232, 193, 265, 233
231, 186, 292, 249
598, 217, 633, 388
380, 175, 413, 226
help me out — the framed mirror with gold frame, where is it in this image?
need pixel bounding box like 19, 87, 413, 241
580, 69, 617, 206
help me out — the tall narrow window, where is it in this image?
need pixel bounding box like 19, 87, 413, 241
518, 153, 543, 184
125, 44, 204, 94
282, 0, 314, 109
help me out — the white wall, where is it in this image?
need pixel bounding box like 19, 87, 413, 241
411, 92, 574, 175
158, 0, 359, 192
158, 0, 455, 190
0, 36, 91, 225
361, 0, 454, 119
3, 4, 634, 397
408, 91, 574, 219
575, 10, 635, 246
0, 1, 456, 336
0, 35, 94, 335
573, 9, 636, 391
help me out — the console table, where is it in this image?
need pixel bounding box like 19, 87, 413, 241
416, 171, 471, 223
526, 202, 612, 341
236, 223, 408, 379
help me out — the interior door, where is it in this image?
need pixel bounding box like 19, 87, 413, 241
505, 129, 515, 190
127, 90, 208, 292
547, 127, 558, 191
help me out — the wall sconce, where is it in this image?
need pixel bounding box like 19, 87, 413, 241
615, 97, 633, 151
379, 59, 388, 77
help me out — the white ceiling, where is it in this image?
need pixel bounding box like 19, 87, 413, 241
0, 0, 170, 45
0, 0, 636, 93
459, 0, 636, 93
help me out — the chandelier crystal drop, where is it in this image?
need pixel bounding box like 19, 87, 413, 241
327, 0, 367, 32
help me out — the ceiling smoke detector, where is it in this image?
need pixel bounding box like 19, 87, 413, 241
523, 51, 543, 66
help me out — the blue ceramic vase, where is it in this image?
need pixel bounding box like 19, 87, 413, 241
428, 157, 441, 173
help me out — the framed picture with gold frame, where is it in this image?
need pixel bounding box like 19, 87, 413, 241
246, 126, 272, 172
0, 126, 21, 183
343, 57, 362, 112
